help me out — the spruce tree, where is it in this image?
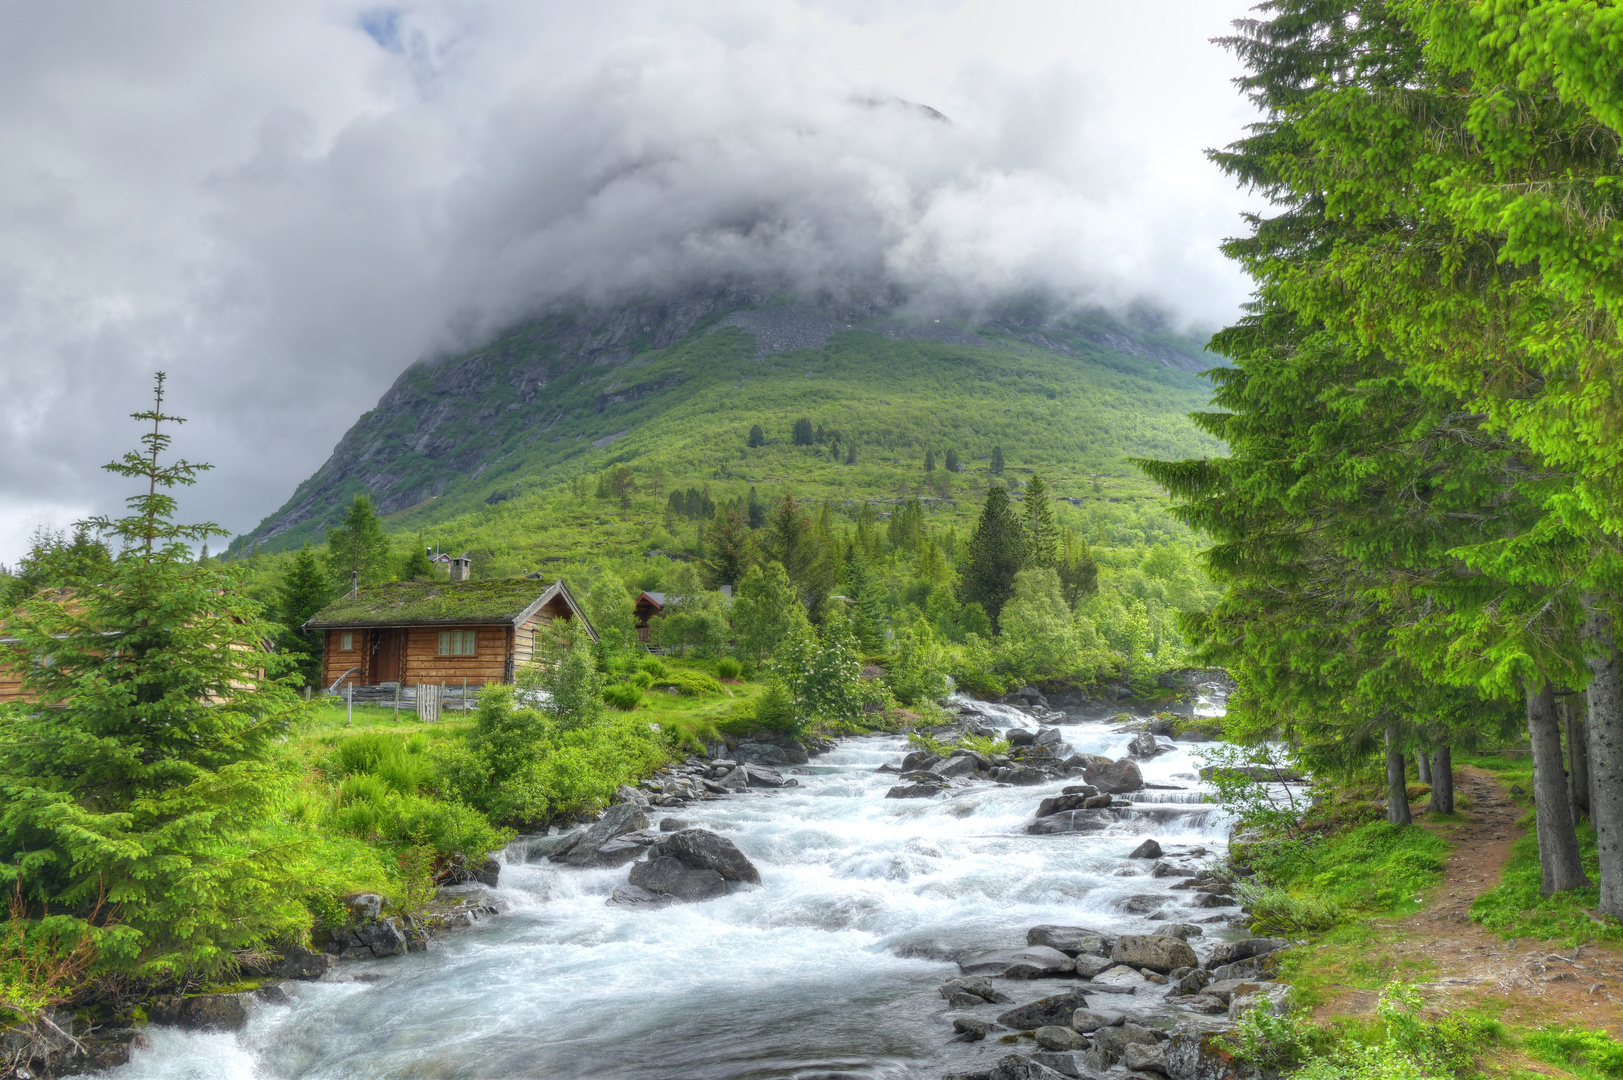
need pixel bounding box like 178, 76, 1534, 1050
325, 494, 393, 589
0, 526, 113, 610
748, 423, 765, 448
990, 446, 1005, 476
398, 542, 437, 582
1056, 530, 1098, 604
792, 418, 814, 446
278, 542, 332, 687
945, 448, 961, 474
1024, 474, 1058, 568
845, 444, 857, 465
762, 492, 835, 611
924, 449, 935, 472
747, 486, 766, 529
957, 485, 1026, 629
0, 374, 309, 976
701, 505, 755, 589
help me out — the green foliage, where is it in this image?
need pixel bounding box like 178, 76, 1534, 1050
774, 610, 865, 729
990, 446, 1004, 476
751, 678, 797, 734
732, 562, 806, 669
602, 682, 645, 711
325, 494, 393, 589
0, 376, 311, 979
700, 505, 754, 590
524, 619, 605, 731
791, 417, 814, 446
1524, 1026, 1623, 1080
886, 618, 952, 706
584, 569, 637, 651
397, 543, 438, 582
649, 591, 730, 657
650, 668, 724, 697
997, 567, 1112, 683
1469, 816, 1623, 945
945, 448, 961, 474
1023, 474, 1058, 568
716, 657, 743, 680
747, 423, 764, 449
0, 526, 112, 612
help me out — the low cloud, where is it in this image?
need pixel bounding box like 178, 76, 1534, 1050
0, 0, 1260, 563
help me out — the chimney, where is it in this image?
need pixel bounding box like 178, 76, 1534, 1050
351, 569, 358, 598
449, 553, 472, 582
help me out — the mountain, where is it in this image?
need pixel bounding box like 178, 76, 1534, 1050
235, 292, 1223, 563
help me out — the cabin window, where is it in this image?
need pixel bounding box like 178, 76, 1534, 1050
340, 633, 354, 651
438, 630, 476, 656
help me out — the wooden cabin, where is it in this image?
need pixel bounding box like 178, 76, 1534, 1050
0, 636, 24, 705
306, 577, 596, 692
633, 591, 666, 643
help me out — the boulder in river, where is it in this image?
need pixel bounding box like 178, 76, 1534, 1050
1072, 955, 1116, 979
1110, 934, 1198, 973
735, 739, 810, 766
1070, 1008, 1125, 1033
1034, 794, 1094, 818
1082, 757, 1144, 794
1025, 925, 1112, 956
627, 855, 727, 901
1034, 1026, 1087, 1051
1123, 1042, 1170, 1075
989, 1054, 1071, 1080
886, 782, 946, 799
559, 803, 649, 866
952, 1016, 999, 1042
1128, 838, 1163, 859
1204, 937, 1287, 968
1164, 1018, 1248, 1080
941, 976, 1013, 1004
960, 945, 1076, 978
1026, 809, 1115, 835
934, 754, 980, 778
1127, 731, 1165, 759
744, 763, 790, 788
647, 828, 762, 883
996, 988, 1091, 1030
589, 829, 662, 866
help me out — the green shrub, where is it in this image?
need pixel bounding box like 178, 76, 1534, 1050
753, 678, 798, 733
636, 656, 669, 677
630, 670, 655, 690
603, 682, 645, 710
1235, 881, 1343, 935
717, 657, 744, 680
652, 669, 724, 696
327, 774, 510, 866
325, 731, 434, 794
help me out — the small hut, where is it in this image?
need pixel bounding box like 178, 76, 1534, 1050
305, 577, 595, 692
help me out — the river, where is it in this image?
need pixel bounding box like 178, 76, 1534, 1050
95, 693, 1237, 1080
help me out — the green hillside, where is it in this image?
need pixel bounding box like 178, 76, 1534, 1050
235, 297, 1224, 573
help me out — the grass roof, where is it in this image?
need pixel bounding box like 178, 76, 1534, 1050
306, 578, 555, 628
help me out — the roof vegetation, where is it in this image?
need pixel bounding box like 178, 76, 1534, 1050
306, 578, 559, 628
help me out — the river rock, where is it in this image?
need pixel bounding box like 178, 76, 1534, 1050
960, 945, 1075, 979
1164, 1018, 1249, 1080
627, 855, 727, 901
1084, 1023, 1158, 1071
887, 782, 946, 799
659, 817, 691, 831
1111, 934, 1198, 973
1035, 1025, 1088, 1051
1127, 731, 1165, 760
1128, 839, 1163, 859
526, 831, 583, 862
1026, 925, 1112, 956
1170, 969, 1212, 997
590, 829, 662, 866
1007, 728, 1038, 746
607, 884, 676, 907
1115, 894, 1168, 914
1229, 982, 1294, 1021
1030, 1051, 1083, 1078
745, 763, 789, 788
990, 1055, 1070, 1080
995, 765, 1050, 785
942, 976, 1014, 1004
935, 754, 980, 778
1158, 924, 1203, 940
1083, 758, 1145, 794
561, 803, 650, 866
997, 988, 1091, 1030
1026, 809, 1115, 835
716, 766, 750, 792
648, 828, 762, 883
1123, 1041, 1170, 1075
1072, 955, 1116, 979
736, 739, 810, 766
1151, 860, 1197, 878
615, 783, 651, 808
1205, 937, 1287, 968
149, 992, 252, 1032
344, 892, 383, 920
953, 1016, 999, 1041
1035, 794, 1092, 818
1060, 783, 1100, 796
1209, 948, 1288, 982
1070, 1008, 1125, 1033
1034, 727, 1063, 748
267, 945, 334, 980
1200, 979, 1265, 1005
1091, 964, 1146, 986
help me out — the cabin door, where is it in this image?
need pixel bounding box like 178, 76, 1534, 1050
373, 629, 407, 685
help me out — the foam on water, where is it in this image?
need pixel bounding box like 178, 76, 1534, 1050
96, 703, 1239, 1080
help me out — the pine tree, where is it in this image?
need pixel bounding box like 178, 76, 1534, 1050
924, 449, 936, 472
957, 485, 1027, 629
762, 492, 835, 611
325, 494, 393, 589
278, 542, 333, 687
945, 449, 961, 474
845, 443, 857, 465
0, 526, 113, 610
701, 505, 755, 589
990, 446, 1005, 476
0, 373, 309, 977
398, 542, 437, 582
748, 424, 765, 448
842, 542, 887, 655
747, 486, 767, 529
1024, 474, 1058, 568
792, 418, 814, 446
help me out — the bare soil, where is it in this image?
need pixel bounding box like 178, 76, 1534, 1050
1315, 765, 1623, 1038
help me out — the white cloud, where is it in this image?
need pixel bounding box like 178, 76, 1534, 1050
0, 0, 1262, 563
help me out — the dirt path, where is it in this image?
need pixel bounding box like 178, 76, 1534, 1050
1315, 765, 1623, 1037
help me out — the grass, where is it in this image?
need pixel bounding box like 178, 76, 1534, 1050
1522, 1026, 1623, 1080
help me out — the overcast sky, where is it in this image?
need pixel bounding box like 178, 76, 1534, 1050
0, 0, 1263, 566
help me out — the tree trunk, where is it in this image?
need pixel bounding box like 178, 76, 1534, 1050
1529, 678, 1591, 895
1428, 744, 1454, 815
1417, 748, 1432, 785
1586, 602, 1623, 917
1385, 727, 1412, 826
1566, 698, 1591, 824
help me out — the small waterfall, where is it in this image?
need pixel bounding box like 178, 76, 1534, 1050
101, 702, 1243, 1080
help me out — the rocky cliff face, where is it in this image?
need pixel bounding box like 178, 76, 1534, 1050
239, 291, 1211, 548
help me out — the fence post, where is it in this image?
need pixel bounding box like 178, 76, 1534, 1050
394, 682, 400, 721
346, 684, 353, 727
463, 677, 468, 713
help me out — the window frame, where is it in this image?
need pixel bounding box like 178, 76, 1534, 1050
436, 629, 478, 657
339, 632, 354, 651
